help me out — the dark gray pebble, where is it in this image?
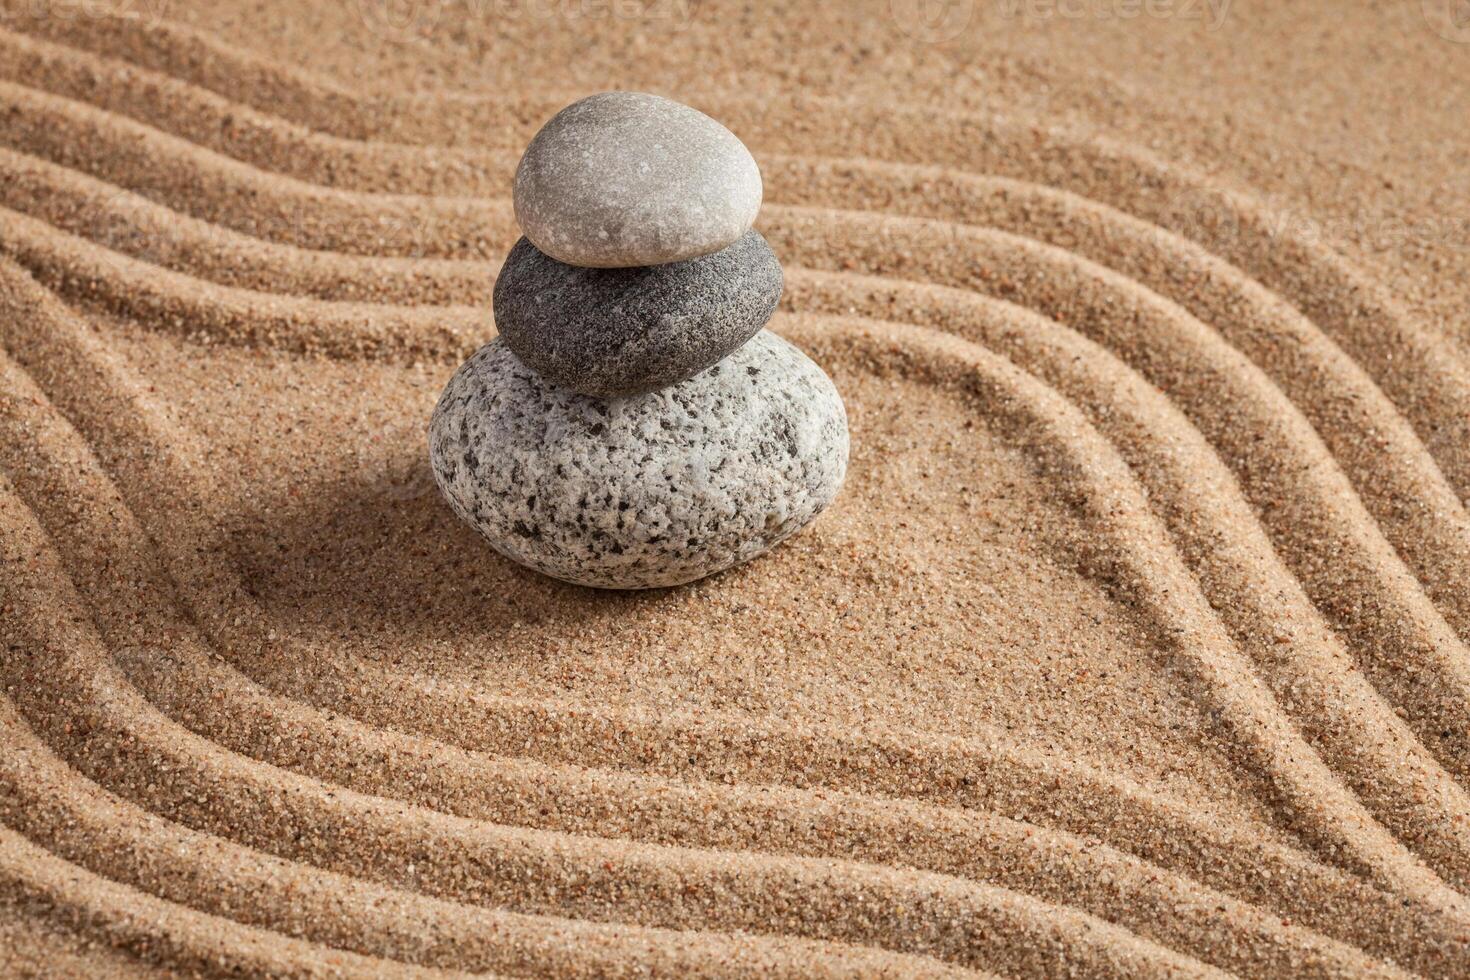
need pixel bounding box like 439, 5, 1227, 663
493, 230, 782, 398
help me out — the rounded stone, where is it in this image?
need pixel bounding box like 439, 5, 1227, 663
493, 230, 783, 398
429, 331, 848, 589
513, 92, 763, 268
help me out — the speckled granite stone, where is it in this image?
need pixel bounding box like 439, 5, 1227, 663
493, 230, 782, 398
513, 92, 762, 268
429, 331, 848, 589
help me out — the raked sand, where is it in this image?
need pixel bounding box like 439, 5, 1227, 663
2, 0, 1470, 975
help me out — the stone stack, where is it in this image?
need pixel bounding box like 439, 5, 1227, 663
430, 92, 848, 589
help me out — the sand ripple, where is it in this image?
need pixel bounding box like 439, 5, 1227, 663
1, 6, 1468, 977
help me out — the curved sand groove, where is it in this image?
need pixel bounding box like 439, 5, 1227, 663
10, 4, 1468, 518
796, 317, 1469, 916
0, 268, 1251, 978
0, 339, 1433, 978
3, 64, 1463, 644
11, 255, 1470, 975
0, 25, 519, 197
720, 101, 1470, 505
2, 251, 1470, 952
0, 663, 987, 979
769, 158, 1470, 643
0, 205, 484, 357
0, 145, 497, 305
783, 269, 1470, 893
8, 119, 1470, 887
0, 383, 1195, 979
767, 209, 1470, 795
3, 7, 1470, 976
8, 87, 1468, 673
0, 828, 437, 979
11, 143, 1470, 858
0, 3, 564, 144
0, 79, 507, 259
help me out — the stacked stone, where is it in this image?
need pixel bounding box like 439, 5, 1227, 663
430, 93, 848, 589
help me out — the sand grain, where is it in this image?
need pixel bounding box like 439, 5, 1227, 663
1, 1, 1468, 976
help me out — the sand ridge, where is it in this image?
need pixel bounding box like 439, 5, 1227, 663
1, 1, 1469, 976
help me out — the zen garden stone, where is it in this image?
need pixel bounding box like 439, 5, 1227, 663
512, 92, 763, 268
431, 92, 848, 589
429, 333, 848, 589
493, 230, 783, 398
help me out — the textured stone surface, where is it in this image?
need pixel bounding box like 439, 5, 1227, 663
513, 92, 762, 268
493, 230, 782, 398
429, 331, 848, 589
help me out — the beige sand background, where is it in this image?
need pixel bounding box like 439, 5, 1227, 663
1, 0, 1469, 975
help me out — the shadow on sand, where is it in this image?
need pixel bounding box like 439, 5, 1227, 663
222, 452, 700, 647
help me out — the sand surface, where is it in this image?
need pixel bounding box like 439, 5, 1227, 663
2, 0, 1469, 975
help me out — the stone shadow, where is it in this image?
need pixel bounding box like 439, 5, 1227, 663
222, 451, 681, 649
